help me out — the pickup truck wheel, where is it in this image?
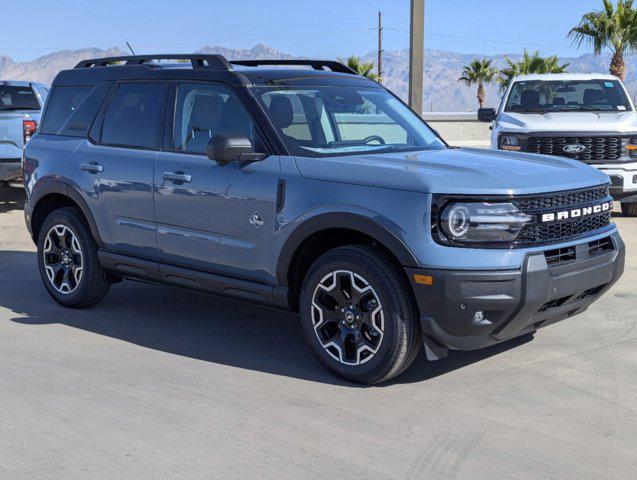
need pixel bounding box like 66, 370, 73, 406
300, 245, 421, 384
37, 207, 110, 308
621, 202, 637, 217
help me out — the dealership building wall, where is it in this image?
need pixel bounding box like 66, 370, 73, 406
422, 112, 491, 148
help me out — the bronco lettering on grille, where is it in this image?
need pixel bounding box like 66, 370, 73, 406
540, 201, 613, 223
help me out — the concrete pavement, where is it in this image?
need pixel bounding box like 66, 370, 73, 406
0, 185, 635, 479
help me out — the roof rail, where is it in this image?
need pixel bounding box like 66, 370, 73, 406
230, 59, 357, 75
74, 54, 233, 70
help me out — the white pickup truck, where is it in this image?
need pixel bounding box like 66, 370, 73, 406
0, 81, 48, 186
479, 73, 637, 216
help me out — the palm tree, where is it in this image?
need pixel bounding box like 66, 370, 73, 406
458, 58, 497, 108
569, 0, 637, 80
339, 56, 378, 81
497, 50, 569, 92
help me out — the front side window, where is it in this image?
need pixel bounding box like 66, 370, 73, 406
0, 85, 40, 111
173, 83, 261, 155
101, 82, 165, 149
253, 86, 445, 157
505, 79, 632, 113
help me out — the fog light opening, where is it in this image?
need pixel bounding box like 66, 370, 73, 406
472, 311, 493, 326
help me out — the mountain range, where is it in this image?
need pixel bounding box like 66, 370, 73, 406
1, 44, 635, 112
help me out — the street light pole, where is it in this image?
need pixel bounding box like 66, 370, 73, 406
409, 0, 424, 115
377, 11, 383, 84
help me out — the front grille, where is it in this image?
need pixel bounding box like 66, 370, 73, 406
610, 176, 623, 187
512, 185, 613, 246
517, 212, 612, 245
514, 184, 609, 211
526, 136, 626, 162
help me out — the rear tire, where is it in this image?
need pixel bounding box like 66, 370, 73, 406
299, 245, 421, 385
37, 207, 110, 308
621, 202, 637, 217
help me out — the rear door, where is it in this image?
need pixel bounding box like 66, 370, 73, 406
154, 82, 280, 282
72, 81, 168, 257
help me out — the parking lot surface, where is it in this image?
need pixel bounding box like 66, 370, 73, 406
0, 186, 636, 479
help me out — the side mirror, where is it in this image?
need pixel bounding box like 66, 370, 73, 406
478, 108, 497, 122
206, 133, 267, 165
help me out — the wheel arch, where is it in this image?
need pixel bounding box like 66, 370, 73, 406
277, 212, 419, 311
29, 180, 103, 247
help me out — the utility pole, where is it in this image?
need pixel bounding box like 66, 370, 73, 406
409, 0, 425, 115
377, 11, 383, 84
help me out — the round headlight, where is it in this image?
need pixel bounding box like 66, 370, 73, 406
443, 204, 471, 238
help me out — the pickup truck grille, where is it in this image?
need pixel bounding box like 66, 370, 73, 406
526, 136, 626, 162
513, 185, 613, 246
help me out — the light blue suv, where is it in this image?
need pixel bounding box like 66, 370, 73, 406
22, 55, 625, 384
0, 80, 47, 184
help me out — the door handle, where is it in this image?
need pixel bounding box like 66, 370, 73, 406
80, 162, 104, 174
163, 171, 192, 184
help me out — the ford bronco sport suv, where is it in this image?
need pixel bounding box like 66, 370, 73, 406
24, 55, 625, 384
479, 73, 637, 216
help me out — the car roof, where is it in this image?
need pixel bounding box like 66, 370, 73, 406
0, 80, 41, 87
512, 73, 620, 82
52, 54, 380, 89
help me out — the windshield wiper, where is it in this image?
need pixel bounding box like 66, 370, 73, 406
511, 108, 548, 114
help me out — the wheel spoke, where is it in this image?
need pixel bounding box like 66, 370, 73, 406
311, 269, 385, 366
42, 224, 83, 295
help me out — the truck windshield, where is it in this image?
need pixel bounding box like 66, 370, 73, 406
505, 79, 632, 113
252, 86, 445, 157
0, 86, 40, 111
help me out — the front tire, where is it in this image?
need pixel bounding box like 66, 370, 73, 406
37, 207, 110, 308
299, 245, 421, 384
621, 201, 637, 217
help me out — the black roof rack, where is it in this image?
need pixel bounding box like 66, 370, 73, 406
230, 59, 357, 75
75, 54, 233, 70
73, 55, 358, 76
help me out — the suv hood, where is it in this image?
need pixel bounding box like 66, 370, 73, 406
498, 110, 637, 134
294, 148, 610, 195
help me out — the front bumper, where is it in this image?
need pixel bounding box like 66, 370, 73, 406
595, 163, 637, 201
407, 231, 625, 351
0, 159, 22, 182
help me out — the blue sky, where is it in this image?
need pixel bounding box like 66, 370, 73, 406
1, 0, 610, 61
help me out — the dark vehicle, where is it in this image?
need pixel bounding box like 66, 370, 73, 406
23, 55, 624, 384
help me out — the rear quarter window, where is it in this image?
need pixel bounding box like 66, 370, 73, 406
40, 86, 94, 135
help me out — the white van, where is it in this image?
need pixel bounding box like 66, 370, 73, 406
479, 73, 637, 216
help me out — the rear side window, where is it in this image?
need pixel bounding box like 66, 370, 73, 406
0, 85, 40, 111
41, 86, 93, 134
100, 82, 165, 149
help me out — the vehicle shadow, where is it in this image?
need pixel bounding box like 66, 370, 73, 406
1, 249, 534, 387
0, 185, 25, 214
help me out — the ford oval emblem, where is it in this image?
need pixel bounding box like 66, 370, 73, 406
563, 144, 586, 154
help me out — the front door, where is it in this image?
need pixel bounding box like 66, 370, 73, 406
154, 82, 280, 283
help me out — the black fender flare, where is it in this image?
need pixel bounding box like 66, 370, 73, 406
276, 212, 420, 286
28, 178, 103, 247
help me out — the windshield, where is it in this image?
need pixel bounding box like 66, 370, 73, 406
0, 86, 40, 111
505, 79, 632, 113
252, 86, 445, 157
